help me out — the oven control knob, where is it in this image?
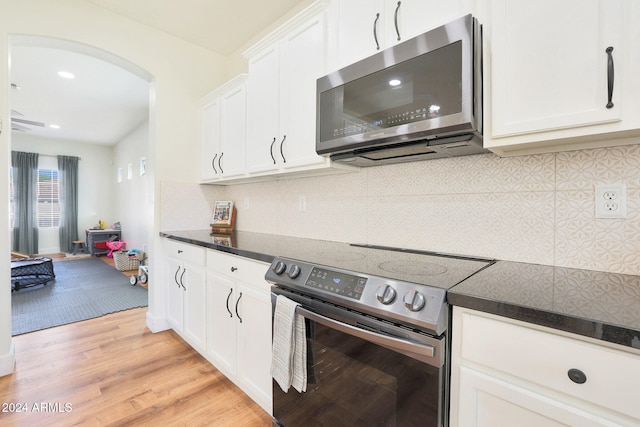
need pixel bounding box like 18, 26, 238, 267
286, 264, 301, 279
272, 261, 286, 275
375, 284, 397, 305
403, 290, 426, 312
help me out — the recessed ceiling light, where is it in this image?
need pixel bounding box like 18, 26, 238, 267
389, 79, 401, 86
57, 71, 75, 79
49, 124, 61, 129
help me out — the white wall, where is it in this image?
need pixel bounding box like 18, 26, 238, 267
160, 182, 225, 231
12, 133, 116, 253
0, 0, 230, 376
114, 120, 152, 254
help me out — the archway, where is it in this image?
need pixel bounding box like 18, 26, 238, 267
8, 35, 155, 334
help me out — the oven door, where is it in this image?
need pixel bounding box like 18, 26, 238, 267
271, 290, 446, 427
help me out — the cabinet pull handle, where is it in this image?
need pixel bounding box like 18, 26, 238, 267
179, 268, 186, 290
211, 153, 218, 174
225, 288, 233, 318
279, 135, 287, 163
606, 46, 614, 109
373, 13, 380, 50
567, 368, 587, 384
270, 137, 277, 164
218, 152, 224, 174
174, 265, 181, 288
235, 292, 243, 323
394, 1, 401, 41
231, 266, 238, 272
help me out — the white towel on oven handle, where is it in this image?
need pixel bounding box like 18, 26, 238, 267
271, 295, 307, 393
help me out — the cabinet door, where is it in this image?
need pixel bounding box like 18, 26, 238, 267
335, 0, 386, 68
200, 99, 221, 181
454, 367, 619, 427
246, 43, 282, 174
488, 0, 623, 139
183, 263, 207, 350
388, 0, 473, 44
206, 272, 237, 377
279, 14, 328, 169
166, 258, 184, 332
219, 84, 247, 178
236, 284, 273, 414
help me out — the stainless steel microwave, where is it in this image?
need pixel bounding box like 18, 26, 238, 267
316, 14, 485, 166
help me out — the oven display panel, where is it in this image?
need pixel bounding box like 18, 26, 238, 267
306, 267, 367, 300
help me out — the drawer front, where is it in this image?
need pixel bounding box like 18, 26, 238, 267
207, 250, 269, 290
458, 310, 640, 420
164, 239, 205, 265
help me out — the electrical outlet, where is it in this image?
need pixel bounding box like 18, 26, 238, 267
244, 197, 250, 210
595, 183, 627, 218
299, 195, 307, 212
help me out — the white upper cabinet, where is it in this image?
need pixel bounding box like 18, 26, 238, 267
332, 0, 473, 69
279, 16, 328, 169
245, 43, 281, 174
219, 83, 248, 177
200, 98, 221, 181
199, 75, 247, 182
483, 0, 640, 156
389, 0, 474, 43
245, 3, 331, 175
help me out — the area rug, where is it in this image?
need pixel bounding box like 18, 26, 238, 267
11, 257, 148, 336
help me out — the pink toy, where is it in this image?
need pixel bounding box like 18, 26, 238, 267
105, 241, 126, 257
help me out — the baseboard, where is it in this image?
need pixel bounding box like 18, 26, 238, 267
0, 340, 15, 377
146, 311, 170, 333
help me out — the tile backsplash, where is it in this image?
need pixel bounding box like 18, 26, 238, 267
161, 144, 640, 276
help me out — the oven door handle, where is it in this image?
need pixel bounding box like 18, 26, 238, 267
296, 305, 437, 362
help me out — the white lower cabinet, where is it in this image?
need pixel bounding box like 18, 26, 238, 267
164, 240, 207, 351
206, 250, 272, 414
162, 239, 272, 414
456, 367, 619, 427
450, 307, 640, 427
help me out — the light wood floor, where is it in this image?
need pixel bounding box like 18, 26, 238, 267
2, 259, 272, 426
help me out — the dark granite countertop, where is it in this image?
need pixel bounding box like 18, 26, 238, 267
160, 229, 360, 265
448, 261, 640, 350
160, 230, 640, 351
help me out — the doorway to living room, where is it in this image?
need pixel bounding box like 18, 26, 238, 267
8, 36, 154, 333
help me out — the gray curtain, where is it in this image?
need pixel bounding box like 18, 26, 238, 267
11, 151, 39, 255
58, 155, 79, 253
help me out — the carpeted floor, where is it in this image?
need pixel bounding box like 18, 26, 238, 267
11, 257, 148, 336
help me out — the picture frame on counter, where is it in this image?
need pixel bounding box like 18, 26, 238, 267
211, 201, 236, 234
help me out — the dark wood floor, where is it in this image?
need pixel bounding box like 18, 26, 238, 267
2, 257, 272, 426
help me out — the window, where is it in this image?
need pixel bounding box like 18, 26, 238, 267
37, 169, 60, 228
9, 166, 61, 229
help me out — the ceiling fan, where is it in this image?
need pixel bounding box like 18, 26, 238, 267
11, 109, 45, 133
11, 83, 45, 133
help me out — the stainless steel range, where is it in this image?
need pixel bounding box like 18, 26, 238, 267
266, 244, 494, 427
